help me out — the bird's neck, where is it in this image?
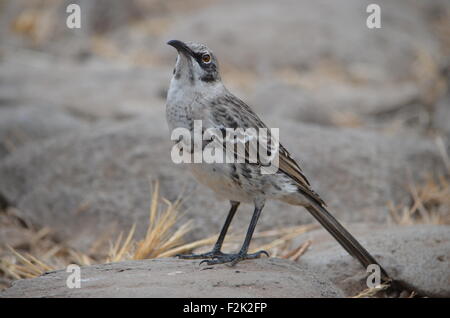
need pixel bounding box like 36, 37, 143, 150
168, 76, 226, 104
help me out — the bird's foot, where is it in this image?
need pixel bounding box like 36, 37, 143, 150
199, 250, 269, 266
176, 250, 224, 260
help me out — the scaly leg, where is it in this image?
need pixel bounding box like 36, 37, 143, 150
200, 199, 268, 266
177, 201, 240, 259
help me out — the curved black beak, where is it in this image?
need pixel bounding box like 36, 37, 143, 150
167, 40, 194, 58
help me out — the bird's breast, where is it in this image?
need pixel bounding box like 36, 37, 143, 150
166, 80, 196, 131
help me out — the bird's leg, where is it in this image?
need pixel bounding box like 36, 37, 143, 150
176, 201, 240, 259
200, 200, 269, 266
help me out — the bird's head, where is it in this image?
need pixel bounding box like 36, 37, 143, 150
167, 40, 220, 86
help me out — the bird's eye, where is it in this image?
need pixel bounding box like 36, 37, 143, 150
202, 54, 211, 63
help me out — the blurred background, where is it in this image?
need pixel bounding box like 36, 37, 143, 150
0, 0, 449, 295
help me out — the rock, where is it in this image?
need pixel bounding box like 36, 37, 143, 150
296, 224, 450, 297
0, 1, 445, 252
0, 104, 88, 160
271, 120, 445, 225
0, 115, 444, 251
0, 258, 344, 298
0, 116, 174, 250
161, 0, 446, 131
248, 80, 421, 128
1, 0, 448, 299
162, 0, 440, 79
2, 0, 447, 134
0, 53, 170, 122
432, 95, 450, 138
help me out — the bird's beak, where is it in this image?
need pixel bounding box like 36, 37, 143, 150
167, 40, 194, 58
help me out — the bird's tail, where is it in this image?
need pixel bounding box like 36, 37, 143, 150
305, 202, 391, 283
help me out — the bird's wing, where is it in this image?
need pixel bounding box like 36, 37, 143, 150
208, 93, 326, 206
277, 144, 326, 206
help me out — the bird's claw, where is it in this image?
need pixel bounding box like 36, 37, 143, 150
176, 250, 223, 260
198, 250, 269, 266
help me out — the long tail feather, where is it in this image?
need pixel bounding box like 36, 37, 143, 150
305, 202, 391, 282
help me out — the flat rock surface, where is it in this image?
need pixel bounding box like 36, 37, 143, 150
0, 258, 344, 298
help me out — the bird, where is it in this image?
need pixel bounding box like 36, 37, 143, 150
165, 40, 392, 283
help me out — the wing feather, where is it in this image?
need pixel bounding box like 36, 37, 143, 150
205, 92, 326, 206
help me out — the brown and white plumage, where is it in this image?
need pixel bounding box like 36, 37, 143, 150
166, 40, 392, 283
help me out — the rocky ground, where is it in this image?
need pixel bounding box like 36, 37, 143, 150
1, 225, 449, 298
0, 0, 449, 297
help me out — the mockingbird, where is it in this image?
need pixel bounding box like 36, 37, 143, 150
165, 40, 391, 283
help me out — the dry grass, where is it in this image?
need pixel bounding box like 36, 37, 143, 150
106, 182, 194, 262
0, 182, 318, 290
352, 283, 418, 298
352, 283, 391, 298
249, 224, 318, 258
388, 175, 450, 225
0, 182, 192, 282
388, 138, 450, 226
133, 184, 191, 260
2, 139, 448, 293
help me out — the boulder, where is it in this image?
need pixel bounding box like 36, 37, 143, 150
0, 53, 169, 121
0, 105, 88, 160
161, 0, 446, 131
162, 0, 440, 79
0, 115, 444, 250
296, 224, 450, 297
0, 258, 343, 298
